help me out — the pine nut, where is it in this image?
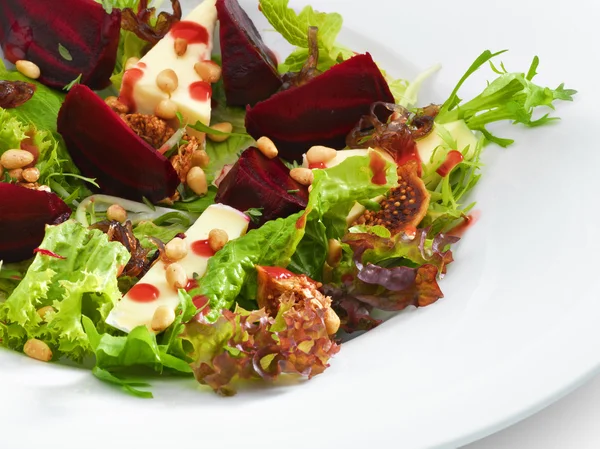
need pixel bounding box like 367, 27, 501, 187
23, 339, 52, 362
156, 69, 178, 94
1, 149, 34, 169
256, 136, 278, 159
194, 61, 222, 83
324, 308, 340, 335
165, 237, 188, 261
105, 96, 129, 114
166, 263, 187, 290
22, 167, 40, 183
174, 38, 188, 56
155, 99, 178, 119
8, 168, 23, 181
107, 204, 127, 223
207, 122, 233, 143
37, 306, 54, 322
191, 149, 210, 168
327, 239, 342, 267
125, 57, 140, 70
208, 228, 229, 253
186, 166, 208, 195
38, 185, 51, 193
15, 60, 41, 80
290, 168, 314, 186
307, 145, 337, 165
151, 305, 176, 332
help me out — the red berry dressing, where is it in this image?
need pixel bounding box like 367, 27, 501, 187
128, 283, 160, 303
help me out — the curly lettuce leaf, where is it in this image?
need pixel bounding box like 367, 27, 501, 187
0, 260, 30, 301
0, 221, 130, 361
343, 228, 459, 276
195, 155, 397, 321
437, 50, 577, 147
183, 296, 339, 396
0, 60, 94, 203
259, 0, 351, 73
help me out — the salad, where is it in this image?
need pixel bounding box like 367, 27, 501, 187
0, 0, 575, 397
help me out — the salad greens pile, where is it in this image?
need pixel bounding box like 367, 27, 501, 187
0, 0, 575, 397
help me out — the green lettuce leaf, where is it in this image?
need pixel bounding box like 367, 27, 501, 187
195, 154, 397, 321
132, 220, 188, 251
110, 31, 148, 91
259, 0, 350, 73
0, 221, 130, 361
82, 289, 195, 398
0, 60, 94, 203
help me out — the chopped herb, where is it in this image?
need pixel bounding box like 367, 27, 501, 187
63, 74, 83, 91
58, 43, 73, 62
142, 196, 156, 211
282, 159, 301, 170
287, 189, 300, 194
176, 111, 185, 128
244, 207, 264, 224
188, 120, 249, 138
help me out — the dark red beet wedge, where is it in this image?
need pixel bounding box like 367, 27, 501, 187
0, 184, 71, 263
215, 147, 308, 227
0, 0, 121, 90
245, 53, 395, 161
216, 0, 282, 107
58, 85, 180, 202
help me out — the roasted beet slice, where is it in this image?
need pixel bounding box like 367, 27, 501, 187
0, 184, 71, 263
0, 0, 121, 90
216, 0, 282, 107
215, 147, 308, 227
57, 85, 179, 202
245, 53, 395, 161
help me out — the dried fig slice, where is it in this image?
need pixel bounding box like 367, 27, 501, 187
358, 160, 430, 234
0, 80, 36, 109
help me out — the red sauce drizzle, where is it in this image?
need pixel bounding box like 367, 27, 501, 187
296, 213, 307, 229
33, 248, 65, 259
259, 266, 295, 280
436, 151, 464, 177
191, 239, 215, 257
189, 81, 212, 102
308, 162, 326, 169
118, 68, 144, 112
447, 211, 481, 238
369, 151, 387, 185
185, 278, 199, 291
192, 295, 210, 317
128, 283, 160, 303
170, 21, 209, 44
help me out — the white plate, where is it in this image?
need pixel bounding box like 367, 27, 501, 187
1, 0, 598, 448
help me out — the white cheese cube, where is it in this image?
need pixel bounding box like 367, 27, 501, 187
118, 0, 218, 127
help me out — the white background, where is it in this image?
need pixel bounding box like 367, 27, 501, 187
467, 374, 600, 448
